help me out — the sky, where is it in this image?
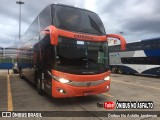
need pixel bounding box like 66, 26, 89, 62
0, 0, 160, 47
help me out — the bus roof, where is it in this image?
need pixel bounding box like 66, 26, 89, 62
52, 3, 98, 15
141, 37, 160, 42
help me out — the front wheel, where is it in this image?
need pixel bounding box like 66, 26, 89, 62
111, 67, 116, 73
36, 78, 44, 95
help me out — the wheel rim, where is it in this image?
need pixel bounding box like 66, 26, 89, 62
112, 68, 116, 73
118, 69, 122, 74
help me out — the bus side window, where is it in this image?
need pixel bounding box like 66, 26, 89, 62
158, 39, 160, 48
39, 6, 52, 31
151, 40, 158, 49
136, 42, 142, 50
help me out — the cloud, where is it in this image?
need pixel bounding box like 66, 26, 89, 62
96, 0, 160, 41
0, 0, 160, 47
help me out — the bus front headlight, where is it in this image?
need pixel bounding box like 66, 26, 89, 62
59, 78, 71, 83
104, 76, 110, 81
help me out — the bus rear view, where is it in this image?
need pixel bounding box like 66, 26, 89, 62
18, 4, 126, 98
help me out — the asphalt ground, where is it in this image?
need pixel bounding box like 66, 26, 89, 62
0, 70, 160, 120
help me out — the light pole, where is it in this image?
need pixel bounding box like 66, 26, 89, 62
16, 1, 24, 40
119, 32, 124, 35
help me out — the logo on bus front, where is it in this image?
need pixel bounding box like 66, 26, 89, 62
74, 34, 95, 40
87, 82, 92, 87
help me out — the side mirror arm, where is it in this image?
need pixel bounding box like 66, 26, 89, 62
41, 26, 58, 45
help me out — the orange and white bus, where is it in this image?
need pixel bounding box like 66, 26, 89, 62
18, 3, 126, 98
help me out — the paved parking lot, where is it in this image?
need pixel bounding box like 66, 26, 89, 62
0, 70, 160, 120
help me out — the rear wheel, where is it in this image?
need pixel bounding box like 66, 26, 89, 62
36, 77, 44, 95
126, 71, 130, 75
118, 68, 123, 74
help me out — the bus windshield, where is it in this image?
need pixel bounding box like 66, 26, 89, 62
55, 38, 109, 75
55, 5, 106, 35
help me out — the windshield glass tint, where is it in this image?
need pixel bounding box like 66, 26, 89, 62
55, 5, 105, 35
56, 37, 109, 74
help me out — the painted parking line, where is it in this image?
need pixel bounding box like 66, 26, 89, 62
7, 74, 13, 111
102, 93, 115, 98
112, 79, 160, 91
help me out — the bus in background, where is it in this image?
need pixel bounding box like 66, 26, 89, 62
4, 47, 18, 73
0, 47, 3, 58
4, 47, 18, 58
109, 37, 160, 77
0, 47, 15, 70
18, 3, 126, 98
0, 47, 4, 69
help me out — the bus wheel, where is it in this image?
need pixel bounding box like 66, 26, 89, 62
36, 78, 44, 95
19, 69, 24, 79
126, 71, 130, 75
118, 68, 123, 74
111, 67, 116, 73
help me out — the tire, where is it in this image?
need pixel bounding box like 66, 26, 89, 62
118, 68, 123, 74
111, 67, 116, 73
36, 77, 44, 95
13, 69, 18, 74
126, 71, 130, 75
19, 69, 24, 79
13, 69, 16, 74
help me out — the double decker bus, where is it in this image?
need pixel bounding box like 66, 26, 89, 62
0, 47, 15, 69
18, 4, 126, 98
4, 47, 18, 58
0, 47, 4, 69
109, 37, 160, 77
4, 47, 18, 72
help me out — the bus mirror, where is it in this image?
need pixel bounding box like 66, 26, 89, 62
49, 26, 58, 46
42, 26, 58, 46
106, 34, 126, 50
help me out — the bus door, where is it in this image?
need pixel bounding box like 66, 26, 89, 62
43, 45, 55, 95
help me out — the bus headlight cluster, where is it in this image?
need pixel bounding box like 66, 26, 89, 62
51, 75, 72, 84
104, 76, 110, 81
59, 78, 71, 83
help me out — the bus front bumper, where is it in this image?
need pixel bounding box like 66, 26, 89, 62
51, 80, 110, 98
